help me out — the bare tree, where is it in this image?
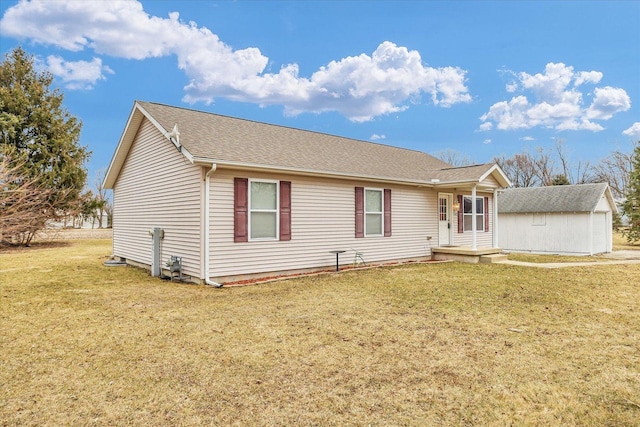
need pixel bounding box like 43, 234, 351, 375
554, 139, 595, 184
1, 157, 56, 245
494, 152, 541, 187
433, 149, 474, 167
592, 142, 637, 200
496, 140, 599, 188
531, 146, 557, 186
93, 169, 112, 228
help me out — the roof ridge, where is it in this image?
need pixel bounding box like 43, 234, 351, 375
437, 163, 494, 171
504, 182, 607, 190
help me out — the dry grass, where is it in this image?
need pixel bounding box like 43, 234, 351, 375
1, 240, 639, 426
614, 230, 640, 251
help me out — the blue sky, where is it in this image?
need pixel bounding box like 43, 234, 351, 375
1, 0, 639, 185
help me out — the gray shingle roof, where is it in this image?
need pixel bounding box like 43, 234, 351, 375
137, 101, 500, 184
430, 164, 498, 182
498, 183, 610, 213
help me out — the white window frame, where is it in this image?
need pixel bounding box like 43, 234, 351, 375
248, 179, 279, 241
364, 188, 384, 237
463, 195, 485, 232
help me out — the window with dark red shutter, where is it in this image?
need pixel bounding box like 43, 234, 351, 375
484, 196, 489, 232
355, 187, 364, 238
457, 195, 463, 233
384, 189, 392, 237
234, 178, 248, 242
279, 181, 291, 241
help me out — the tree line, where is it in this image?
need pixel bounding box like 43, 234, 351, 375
436, 140, 636, 201
435, 139, 640, 242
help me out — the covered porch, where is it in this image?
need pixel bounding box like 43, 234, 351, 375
428, 163, 512, 263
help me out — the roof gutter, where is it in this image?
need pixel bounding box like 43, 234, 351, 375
204, 163, 223, 288
192, 157, 438, 188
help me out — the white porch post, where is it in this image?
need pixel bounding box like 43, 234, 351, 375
493, 189, 499, 248
472, 185, 477, 250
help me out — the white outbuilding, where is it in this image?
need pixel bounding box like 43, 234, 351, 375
497, 183, 617, 256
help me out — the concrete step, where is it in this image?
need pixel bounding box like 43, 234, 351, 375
479, 253, 509, 264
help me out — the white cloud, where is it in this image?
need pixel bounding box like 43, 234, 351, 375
478, 122, 493, 131
506, 82, 518, 93
574, 71, 602, 86
480, 95, 531, 130
623, 122, 640, 139
483, 139, 491, 144
370, 134, 386, 140
0, 0, 471, 122
586, 86, 631, 120
479, 62, 630, 132
46, 56, 113, 90
518, 62, 575, 103
520, 136, 535, 141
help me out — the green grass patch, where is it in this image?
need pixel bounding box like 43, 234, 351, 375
1, 240, 639, 425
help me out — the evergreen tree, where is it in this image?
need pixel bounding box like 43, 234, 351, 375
551, 174, 571, 186
622, 142, 640, 243
1, 47, 90, 243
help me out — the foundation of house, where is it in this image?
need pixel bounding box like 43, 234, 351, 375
431, 246, 505, 264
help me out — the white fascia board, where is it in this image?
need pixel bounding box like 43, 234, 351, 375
602, 185, 619, 214
103, 102, 143, 189
103, 102, 196, 189
191, 157, 436, 187
136, 103, 195, 164
479, 163, 512, 188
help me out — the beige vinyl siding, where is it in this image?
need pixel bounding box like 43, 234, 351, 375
112, 118, 202, 278
481, 174, 500, 188
451, 192, 494, 248
208, 170, 437, 280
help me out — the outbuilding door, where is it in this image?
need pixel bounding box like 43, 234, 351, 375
438, 193, 453, 246
592, 212, 608, 254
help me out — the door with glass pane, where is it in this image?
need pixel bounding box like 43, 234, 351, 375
438, 193, 452, 246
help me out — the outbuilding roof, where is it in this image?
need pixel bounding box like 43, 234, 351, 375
104, 101, 511, 189
498, 183, 617, 213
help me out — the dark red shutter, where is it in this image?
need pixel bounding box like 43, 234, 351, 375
457, 195, 463, 233
279, 181, 291, 241
234, 178, 248, 242
355, 187, 364, 238
484, 196, 489, 232
384, 189, 392, 237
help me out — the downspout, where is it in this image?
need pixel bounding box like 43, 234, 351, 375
204, 163, 223, 288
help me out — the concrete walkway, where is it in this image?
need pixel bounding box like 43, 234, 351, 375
498, 259, 640, 269
496, 250, 640, 269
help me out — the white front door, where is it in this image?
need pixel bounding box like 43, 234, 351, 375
438, 193, 452, 246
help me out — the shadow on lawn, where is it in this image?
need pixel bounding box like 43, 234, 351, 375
0, 240, 72, 253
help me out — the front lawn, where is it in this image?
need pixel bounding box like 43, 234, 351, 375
1, 240, 638, 426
